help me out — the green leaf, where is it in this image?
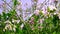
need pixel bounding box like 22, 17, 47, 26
16, 28, 23, 34
0, 14, 1, 21
13, 0, 17, 7
2, 12, 7, 21
53, 31, 56, 34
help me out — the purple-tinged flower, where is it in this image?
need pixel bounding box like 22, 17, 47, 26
39, 18, 44, 24
29, 17, 34, 24
31, 17, 34, 21
34, 10, 40, 15
29, 20, 34, 24
42, 7, 48, 15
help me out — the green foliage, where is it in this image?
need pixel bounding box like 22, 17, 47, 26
0, 9, 60, 34
0, 14, 1, 21
13, 0, 18, 7
0, 1, 60, 34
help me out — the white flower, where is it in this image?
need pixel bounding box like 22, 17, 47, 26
3, 29, 5, 32
59, 16, 60, 19
13, 27, 16, 32
5, 24, 12, 30
16, 20, 20, 24
6, 16, 8, 18
48, 5, 57, 10
58, 14, 60, 19
4, 20, 11, 24
13, 25, 17, 28
54, 12, 57, 15
12, 19, 20, 24
12, 19, 15, 23
20, 23, 24, 29
13, 25, 16, 32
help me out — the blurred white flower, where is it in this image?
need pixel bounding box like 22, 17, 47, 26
16, 20, 20, 24
3, 29, 5, 32
4, 20, 11, 24
6, 16, 8, 18
12, 25, 16, 32
13, 27, 16, 32
58, 14, 60, 19
12, 19, 15, 23
20, 23, 24, 29
12, 19, 20, 24
48, 5, 57, 10
13, 25, 17, 28
54, 12, 57, 14
34, 10, 40, 15
59, 16, 60, 19
5, 24, 12, 31
4, 23, 17, 31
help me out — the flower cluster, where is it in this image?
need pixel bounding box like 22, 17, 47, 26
48, 5, 57, 10
34, 10, 40, 16
0, 0, 60, 34
3, 20, 17, 32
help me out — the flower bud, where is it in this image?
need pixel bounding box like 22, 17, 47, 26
20, 23, 24, 29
